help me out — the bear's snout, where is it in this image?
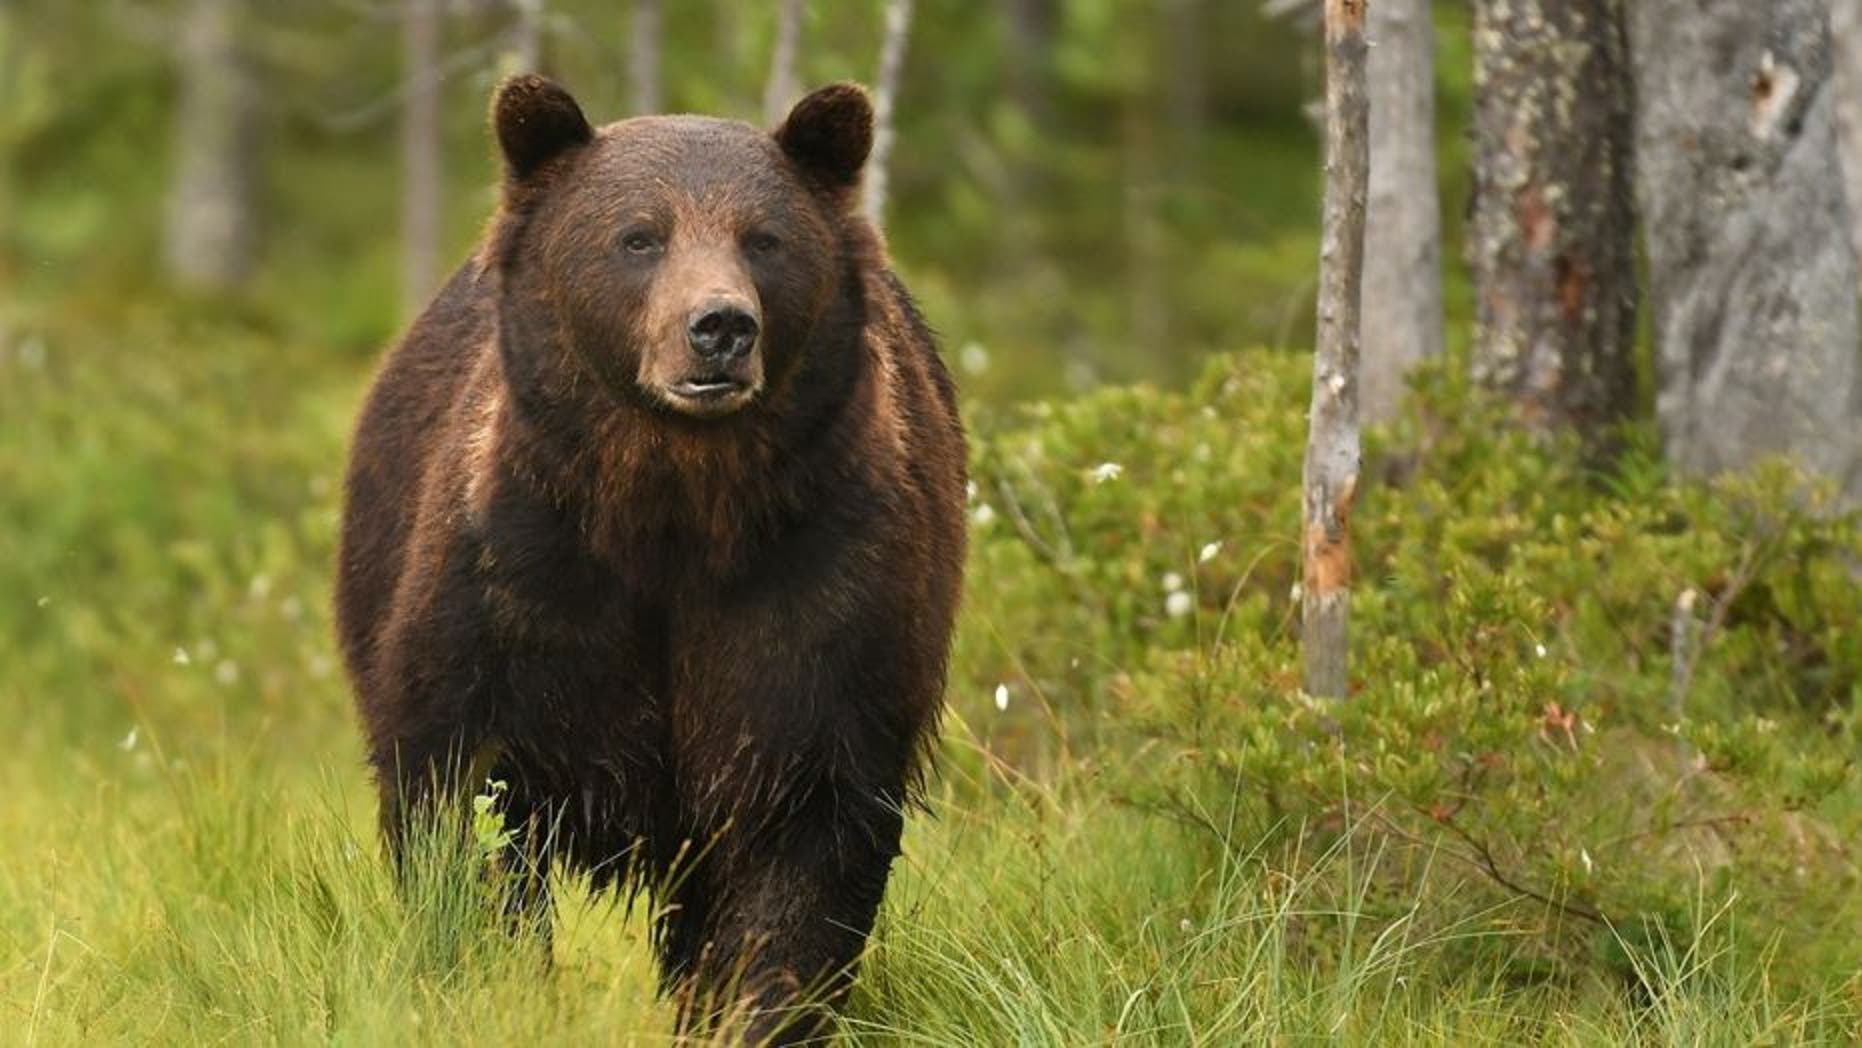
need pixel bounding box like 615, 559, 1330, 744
686, 298, 760, 364
658, 294, 763, 417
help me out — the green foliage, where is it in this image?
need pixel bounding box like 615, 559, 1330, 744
960, 350, 1862, 996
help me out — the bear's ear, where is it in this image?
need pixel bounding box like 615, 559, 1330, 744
775, 83, 873, 192
493, 74, 593, 181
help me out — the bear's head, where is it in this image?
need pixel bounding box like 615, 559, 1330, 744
488, 76, 873, 421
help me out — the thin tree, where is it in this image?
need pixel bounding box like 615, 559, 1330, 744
1632, 0, 1862, 504
401, 0, 443, 318
1301, 0, 1369, 700
165, 0, 259, 293
1360, 0, 1442, 425
511, 0, 544, 74
763, 0, 803, 127
863, 0, 913, 226
1467, 0, 1636, 439
1005, 0, 1056, 128
630, 0, 662, 114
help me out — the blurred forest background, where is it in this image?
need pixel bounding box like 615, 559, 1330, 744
4, 1, 1862, 1043
1, 0, 1426, 398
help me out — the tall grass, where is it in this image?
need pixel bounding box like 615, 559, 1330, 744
3, 308, 1856, 1044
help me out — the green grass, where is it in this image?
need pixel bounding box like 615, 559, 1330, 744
4, 301, 1858, 1045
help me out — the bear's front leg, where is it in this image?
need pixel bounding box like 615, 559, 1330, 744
670, 779, 905, 1044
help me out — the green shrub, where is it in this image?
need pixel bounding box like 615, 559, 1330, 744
957, 349, 1862, 990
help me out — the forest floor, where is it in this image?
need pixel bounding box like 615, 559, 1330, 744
3, 300, 1858, 1045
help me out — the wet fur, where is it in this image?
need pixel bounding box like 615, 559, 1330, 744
335, 79, 965, 1041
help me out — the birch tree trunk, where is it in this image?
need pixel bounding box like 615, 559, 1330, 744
1468, 0, 1636, 438
511, 0, 544, 74
1834, 1, 1862, 295
763, 0, 803, 127
1360, 0, 1442, 424
400, 0, 442, 318
630, 0, 662, 114
1632, 0, 1862, 503
165, 0, 258, 293
862, 0, 913, 227
1302, 0, 1368, 700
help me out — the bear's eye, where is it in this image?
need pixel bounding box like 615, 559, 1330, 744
744, 231, 782, 256
620, 230, 663, 256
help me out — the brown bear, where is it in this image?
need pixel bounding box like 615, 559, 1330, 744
334, 76, 965, 1042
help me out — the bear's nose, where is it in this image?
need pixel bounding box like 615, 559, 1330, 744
686, 301, 760, 363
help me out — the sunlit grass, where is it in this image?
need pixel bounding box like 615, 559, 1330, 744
3, 306, 1857, 1044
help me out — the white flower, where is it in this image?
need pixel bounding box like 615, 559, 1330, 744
965, 481, 978, 502
172, 647, 191, 666
1089, 462, 1123, 484
1166, 591, 1195, 619
1162, 572, 1184, 593
118, 727, 138, 752
993, 684, 1010, 711
972, 503, 997, 527
1534, 643, 1548, 658
1198, 541, 1222, 564
959, 341, 991, 376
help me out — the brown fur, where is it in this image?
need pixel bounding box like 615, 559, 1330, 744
334, 77, 965, 1042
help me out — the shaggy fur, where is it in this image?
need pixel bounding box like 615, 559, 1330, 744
334, 76, 965, 1042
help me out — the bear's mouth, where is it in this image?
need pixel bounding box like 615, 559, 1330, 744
671, 377, 746, 398
663, 376, 758, 417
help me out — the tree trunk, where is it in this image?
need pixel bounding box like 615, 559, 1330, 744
401, 0, 442, 319
1360, 0, 1442, 425
629, 0, 662, 114
1632, 0, 1862, 503
862, 0, 913, 227
1302, 0, 1368, 701
165, 0, 259, 293
511, 0, 544, 74
1835, 1, 1862, 298
1835, 3, 1862, 301
1122, 97, 1169, 364
763, 0, 803, 127
1163, 0, 1206, 149
1005, 0, 1056, 129
1468, 0, 1636, 438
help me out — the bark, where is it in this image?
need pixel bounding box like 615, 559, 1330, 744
1360, 0, 1443, 424
1302, 0, 1368, 700
401, 0, 442, 317
1836, 2, 1862, 299
1122, 99, 1169, 361
1005, 0, 1056, 128
862, 0, 913, 227
1163, 0, 1206, 147
165, 0, 259, 292
511, 0, 544, 74
630, 0, 662, 114
762, 0, 803, 127
1632, 0, 1862, 503
1468, 0, 1637, 438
